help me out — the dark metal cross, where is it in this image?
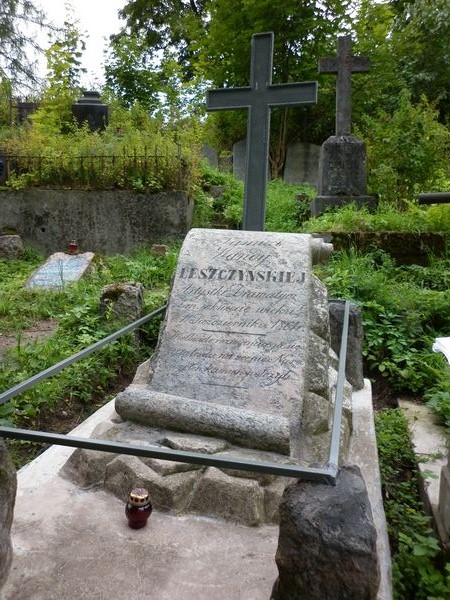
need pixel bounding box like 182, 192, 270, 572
206, 32, 317, 231
319, 35, 371, 136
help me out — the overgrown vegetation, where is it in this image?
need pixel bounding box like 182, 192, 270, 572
376, 409, 450, 599
0, 246, 178, 430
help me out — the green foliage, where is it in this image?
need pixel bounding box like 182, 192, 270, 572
2, 99, 201, 192
0, 246, 178, 426
358, 91, 450, 204
196, 167, 315, 231
104, 33, 160, 113
31, 11, 86, 135
0, 0, 48, 88
302, 202, 433, 234
376, 409, 450, 599
315, 249, 450, 394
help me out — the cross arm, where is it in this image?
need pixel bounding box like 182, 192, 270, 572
267, 82, 318, 106
207, 87, 252, 111
319, 56, 371, 74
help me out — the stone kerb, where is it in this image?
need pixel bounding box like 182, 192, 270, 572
0, 441, 16, 590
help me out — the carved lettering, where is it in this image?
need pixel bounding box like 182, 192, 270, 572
178, 266, 303, 284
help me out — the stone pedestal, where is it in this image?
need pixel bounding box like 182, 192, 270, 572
271, 465, 379, 600
311, 135, 377, 217
0, 441, 16, 590
329, 300, 364, 390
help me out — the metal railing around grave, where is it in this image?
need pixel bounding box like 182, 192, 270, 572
0, 149, 189, 191
0, 301, 350, 484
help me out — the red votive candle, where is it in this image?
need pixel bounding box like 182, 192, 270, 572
125, 487, 153, 529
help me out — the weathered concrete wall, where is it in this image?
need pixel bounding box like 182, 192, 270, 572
0, 189, 193, 255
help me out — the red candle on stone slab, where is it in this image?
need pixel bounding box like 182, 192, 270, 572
125, 487, 153, 529
68, 240, 78, 254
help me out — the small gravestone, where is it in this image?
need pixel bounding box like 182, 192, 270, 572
0, 441, 16, 590
25, 252, 95, 289
0, 235, 24, 259
232, 139, 247, 181
201, 145, 219, 169
283, 142, 320, 188
312, 36, 376, 216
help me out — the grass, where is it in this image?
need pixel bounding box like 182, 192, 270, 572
0, 246, 179, 436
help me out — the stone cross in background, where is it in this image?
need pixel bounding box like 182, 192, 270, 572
312, 35, 376, 217
319, 35, 371, 136
207, 32, 317, 231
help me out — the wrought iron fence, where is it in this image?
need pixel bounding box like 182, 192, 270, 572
0, 302, 350, 483
0, 148, 189, 191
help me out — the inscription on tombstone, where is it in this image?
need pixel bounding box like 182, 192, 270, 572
116, 229, 335, 459
25, 252, 95, 289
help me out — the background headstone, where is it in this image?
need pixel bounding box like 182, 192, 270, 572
0, 441, 16, 590
201, 145, 218, 169
25, 252, 95, 289
271, 465, 379, 600
312, 36, 376, 216
232, 139, 247, 181
283, 142, 320, 188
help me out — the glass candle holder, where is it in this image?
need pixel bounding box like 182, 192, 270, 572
125, 487, 153, 529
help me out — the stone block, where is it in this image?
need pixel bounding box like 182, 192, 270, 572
142, 457, 203, 476
61, 448, 117, 487
0, 235, 24, 259
329, 300, 364, 390
264, 478, 289, 524
438, 464, 450, 539
162, 434, 228, 454
188, 467, 265, 526
271, 465, 379, 600
318, 135, 368, 197
305, 332, 330, 398
283, 142, 320, 188
99, 282, 144, 322
0, 441, 16, 590
201, 145, 218, 169
104, 455, 201, 512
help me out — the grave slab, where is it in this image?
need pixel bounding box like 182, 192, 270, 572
25, 252, 95, 289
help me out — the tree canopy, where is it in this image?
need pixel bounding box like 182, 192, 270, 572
0, 0, 48, 89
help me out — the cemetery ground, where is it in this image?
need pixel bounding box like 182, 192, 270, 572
2, 192, 450, 596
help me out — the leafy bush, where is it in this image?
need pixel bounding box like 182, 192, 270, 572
315, 249, 450, 393
301, 201, 450, 234
358, 90, 450, 204
376, 409, 450, 599
2, 100, 201, 192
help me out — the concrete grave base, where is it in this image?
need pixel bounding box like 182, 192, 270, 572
3, 380, 392, 599
0, 441, 16, 591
